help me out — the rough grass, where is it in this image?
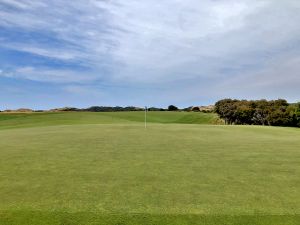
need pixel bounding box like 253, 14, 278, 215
0, 112, 299, 224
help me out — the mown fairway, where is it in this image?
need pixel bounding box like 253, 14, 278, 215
0, 112, 299, 225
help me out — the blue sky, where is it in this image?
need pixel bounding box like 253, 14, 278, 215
0, 0, 300, 109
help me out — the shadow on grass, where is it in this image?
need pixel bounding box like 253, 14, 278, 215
0, 211, 299, 225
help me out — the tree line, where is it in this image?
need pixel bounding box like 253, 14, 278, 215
0, 105, 179, 112
60, 106, 169, 112
215, 99, 300, 127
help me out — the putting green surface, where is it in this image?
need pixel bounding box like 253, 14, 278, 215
0, 112, 299, 224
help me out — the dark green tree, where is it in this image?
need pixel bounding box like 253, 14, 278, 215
168, 105, 178, 111
215, 99, 299, 127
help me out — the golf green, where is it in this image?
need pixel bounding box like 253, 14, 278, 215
0, 112, 299, 224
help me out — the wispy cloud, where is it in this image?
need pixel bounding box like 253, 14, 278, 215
3, 66, 99, 83
0, 0, 300, 107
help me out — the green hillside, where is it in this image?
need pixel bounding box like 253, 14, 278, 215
0, 111, 219, 129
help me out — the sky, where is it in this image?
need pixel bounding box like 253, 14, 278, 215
0, 0, 300, 109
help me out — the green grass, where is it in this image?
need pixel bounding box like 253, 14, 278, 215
0, 111, 218, 130
0, 112, 299, 224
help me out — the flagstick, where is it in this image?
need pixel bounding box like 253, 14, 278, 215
144, 106, 147, 128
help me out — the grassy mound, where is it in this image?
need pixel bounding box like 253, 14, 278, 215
0, 111, 219, 130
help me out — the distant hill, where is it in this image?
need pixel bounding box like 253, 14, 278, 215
190, 105, 215, 112
3, 108, 33, 113
1, 105, 216, 113
0, 111, 220, 130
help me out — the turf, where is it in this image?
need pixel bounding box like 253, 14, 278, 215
0, 111, 218, 130
0, 112, 299, 224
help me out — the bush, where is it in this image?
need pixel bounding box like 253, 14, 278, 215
215, 99, 300, 127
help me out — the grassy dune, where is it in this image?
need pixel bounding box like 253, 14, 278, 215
0, 111, 218, 129
0, 112, 299, 224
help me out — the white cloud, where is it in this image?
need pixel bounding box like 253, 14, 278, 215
0, 0, 300, 103
63, 85, 106, 97
0, 0, 33, 9
7, 45, 84, 61
2, 67, 99, 83
221, 53, 300, 91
